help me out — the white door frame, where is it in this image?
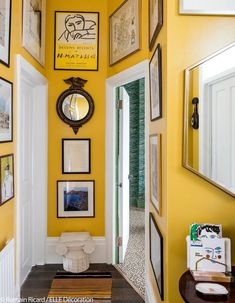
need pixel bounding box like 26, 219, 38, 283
105, 60, 150, 264
16, 55, 48, 293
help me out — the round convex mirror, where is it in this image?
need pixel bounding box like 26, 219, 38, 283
62, 94, 90, 121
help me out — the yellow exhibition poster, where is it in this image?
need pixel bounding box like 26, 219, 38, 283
55, 12, 99, 70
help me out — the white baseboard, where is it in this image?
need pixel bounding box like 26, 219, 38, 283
46, 237, 107, 264
145, 276, 158, 303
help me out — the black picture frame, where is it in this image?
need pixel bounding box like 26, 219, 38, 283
149, 43, 162, 121
0, 154, 14, 206
149, 0, 163, 50
0, 0, 12, 67
54, 11, 99, 71
62, 138, 91, 174
149, 213, 164, 300
57, 180, 95, 218
0, 77, 13, 143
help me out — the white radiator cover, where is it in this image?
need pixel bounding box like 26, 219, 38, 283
0, 239, 15, 299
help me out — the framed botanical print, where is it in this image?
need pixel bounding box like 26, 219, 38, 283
57, 180, 95, 218
109, 0, 140, 65
149, 0, 163, 50
0, 77, 13, 143
0, 154, 14, 205
149, 213, 164, 300
179, 0, 235, 15
0, 0, 11, 66
62, 139, 91, 174
149, 134, 162, 214
22, 0, 46, 65
54, 11, 99, 71
150, 43, 162, 121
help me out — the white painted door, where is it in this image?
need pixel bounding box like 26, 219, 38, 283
19, 80, 33, 284
210, 75, 235, 192
118, 86, 130, 263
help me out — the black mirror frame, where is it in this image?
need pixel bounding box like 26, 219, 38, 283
56, 77, 95, 134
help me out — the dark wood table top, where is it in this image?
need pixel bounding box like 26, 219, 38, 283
179, 269, 235, 303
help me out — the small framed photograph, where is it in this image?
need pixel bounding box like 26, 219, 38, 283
150, 134, 162, 214
109, 0, 140, 65
22, 0, 46, 65
0, 154, 14, 205
179, 0, 235, 15
54, 11, 99, 71
149, 213, 164, 300
62, 139, 91, 174
150, 44, 162, 121
0, 0, 11, 66
149, 0, 163, 50
57, 180, 95, 218
0, 77, 13, 143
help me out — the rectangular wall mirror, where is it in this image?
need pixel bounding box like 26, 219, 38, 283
183, 42, 235, 197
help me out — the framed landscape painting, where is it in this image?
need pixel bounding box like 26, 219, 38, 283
62, 139, 91, 174
0, 77, 13, 143
150, 44, 162, 121
149, 213, 164, 300
22, 0, 46, 65
109, 0, 140, 65
57, 180, 95, 218
54, 11, 99, 71
149, 134, 162, 214
0, 0, 11, 66
179, 0, 235, 15
0, 154, 14, 205
149, 0, 163, 50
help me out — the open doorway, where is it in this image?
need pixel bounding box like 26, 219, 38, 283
115, 79, 145, 297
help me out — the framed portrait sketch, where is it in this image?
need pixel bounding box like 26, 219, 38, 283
179, 0, 235, 15
149, 0, 163, 50
149, 213, 164, 300
0, 77, 13, 143
109, 0, 140, 65
22, 0, 46, 65
57, 180, 95, 218
0, 154, 14, 205
54, 11, 99, 71
150, 43, 162, 121
0, 0, 11, 66
62, 139, 91, 174
150, 134, 162, 214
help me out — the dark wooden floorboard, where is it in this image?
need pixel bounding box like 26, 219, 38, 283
21, 264, 144, 303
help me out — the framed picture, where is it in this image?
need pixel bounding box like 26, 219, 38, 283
57, 180, 95, 218
62, 139, 91, 174
0, 154, 14, 205
149, 134, 162, 214
150, 43, 162, 121
22, 0, 46, 65
0, 0, 11, 66
149, 0, 163, 50
149, 213, 164, 300
179, 0, 235, 15
109, 0, 140, 65
0, 77, 13, 143
54, 11, 99, 71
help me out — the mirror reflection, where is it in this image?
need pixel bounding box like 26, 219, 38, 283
62, 93, 89, 121
184, 43, 235, 196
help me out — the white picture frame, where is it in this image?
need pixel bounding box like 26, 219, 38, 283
0, 0, 11, 66
22, 0, 46, 65
57, 180, 95, 218
62, 139, 91, 174
179, 0, 235, 15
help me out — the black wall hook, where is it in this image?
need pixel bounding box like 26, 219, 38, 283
191, 97, 199, 130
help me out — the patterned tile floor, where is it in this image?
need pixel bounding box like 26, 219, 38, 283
116, 208, 145, 298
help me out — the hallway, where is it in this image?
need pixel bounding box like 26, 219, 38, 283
21, 264, 144, 302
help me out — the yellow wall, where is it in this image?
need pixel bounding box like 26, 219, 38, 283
167, 1, 235, 302
47, 0, 107, 237
0, 0, 45, 251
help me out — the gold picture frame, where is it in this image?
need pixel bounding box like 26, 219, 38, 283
0, 154, 14, 205
149, 134, 162, 215
109, 0, 140, 65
